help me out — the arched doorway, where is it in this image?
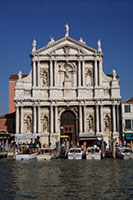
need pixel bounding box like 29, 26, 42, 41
60, 110, 76, 143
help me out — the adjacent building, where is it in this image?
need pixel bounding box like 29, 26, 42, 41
122, 97, 133, 145
14, 25, 121, 146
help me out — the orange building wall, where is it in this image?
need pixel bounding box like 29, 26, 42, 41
9, 80, 16, 113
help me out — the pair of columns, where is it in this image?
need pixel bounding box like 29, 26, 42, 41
16, 105, 41, 134
50, 105, 58, 133
79, 105, 87, 134
94, 59, 103, 86
33, 60, 40, 87
32, 59, 59, 88
78, 60, 85, 87
96, 104, 118, 134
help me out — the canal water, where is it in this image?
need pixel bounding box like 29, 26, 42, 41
0, 158, 133, 200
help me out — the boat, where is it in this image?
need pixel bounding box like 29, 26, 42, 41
86, 146, 101, 160
37, 147, 56, 160
115, 146, 133, 160
16, 144, 38, 160
16, 152, 38, 160
68, 147, 82, 160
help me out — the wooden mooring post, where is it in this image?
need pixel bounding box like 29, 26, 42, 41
112, 139, 116, 159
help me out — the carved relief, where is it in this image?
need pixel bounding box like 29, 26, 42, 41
24, 114, 32, 133
63, 45, 70, 54
41, 114, 48, 132
25, 90, 31, 97
104, 89, 110, 96
104, 113, 111, 132
40, 68, 48, 86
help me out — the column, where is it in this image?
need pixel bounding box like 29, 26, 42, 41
55, 106, 58, 133
83, 105, 87, 133
50, 60, 53, 87
37, 60, 40, 87
20, 106, 24, 134
33, 106, 36, 133
38, 106, 41, 133
82, 60, 85, 86
100, 105, 104, 133
117, 105, 120, 133
113, 105, 116, 132
95, 60, 98, 86
50, 106, 53, 133
96, 105, 99, 134
79, 105, 83, 134
99, 59, 103, 86
54, 60, 58, 87
33, 60, 36, 87
78, 60, 81, 87
16, 106, 19, 134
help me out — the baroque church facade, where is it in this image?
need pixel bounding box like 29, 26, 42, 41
14, 25, 121, 146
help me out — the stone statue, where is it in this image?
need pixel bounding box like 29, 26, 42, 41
40, 69, 48, 86
112, 69, 117, 80
85, 68, 92, 86
25, 115, 32, 133
104, 114, 110, 132
32, 39, 36, 52
64, 66, 71, 81
48, 36, 55, 45
65, 23, 69, 37
42, 115, 48, 132
18, 71, 22, 80
97, 39, 102, 51
88, 114, 94, 131
79, 38, 86, 44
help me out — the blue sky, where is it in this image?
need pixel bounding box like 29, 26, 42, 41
0, 0, 133, 115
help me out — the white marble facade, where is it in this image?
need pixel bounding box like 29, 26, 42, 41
14, 25, 121, 146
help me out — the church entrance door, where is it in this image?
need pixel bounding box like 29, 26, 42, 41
61, 111, 76, 144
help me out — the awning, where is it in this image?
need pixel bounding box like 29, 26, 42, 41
15, 135, 37, 140
0, 131, 13, 138
79, 137, 98, 141
60, 135, 69, 138
125, 133, 133, 140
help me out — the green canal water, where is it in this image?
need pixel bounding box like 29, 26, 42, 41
0, 158, 133, 200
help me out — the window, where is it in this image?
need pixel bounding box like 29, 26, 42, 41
124, 105, 131, 113
125, 119, 131, 130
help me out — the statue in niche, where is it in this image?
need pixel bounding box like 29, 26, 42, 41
24, 115, 32, 133
40, 68, 48, 86
64, 66, 70, 81
85, 68, 92, 86
104, 114, 111, 132
42, 115, 48, 132
88, 114, 94, 131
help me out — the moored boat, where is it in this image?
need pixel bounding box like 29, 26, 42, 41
86, 146, 101, 160
16, 152, 38, 160
68, 147, 82, 160
37, 147, 56, 160
115, 146, 133, 160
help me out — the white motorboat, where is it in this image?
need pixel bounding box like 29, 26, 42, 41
86, 146, 101, 160
16, 152, 38, 160
116, 146, 133, 160
37, 147, 56, 161
68, 147, 82, 160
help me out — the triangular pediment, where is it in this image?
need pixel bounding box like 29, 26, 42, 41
31, 37, 103, 56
